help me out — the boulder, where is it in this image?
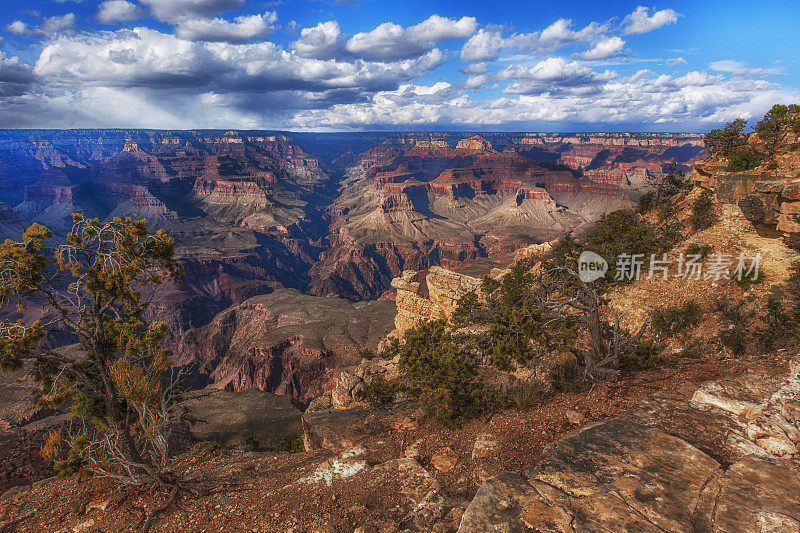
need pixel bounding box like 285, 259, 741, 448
471, 433, 499, 460
430, 447, 459, 473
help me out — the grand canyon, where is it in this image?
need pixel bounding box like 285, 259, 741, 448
0, 129, 707, 399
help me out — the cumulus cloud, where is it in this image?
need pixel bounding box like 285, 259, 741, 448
97, 1, 146, 24
533, 18, 608, 51
5, 21, 28, 35
622, 6, 679, 35
138, 0, 244, 23
174, 11, 277, 42
460, 29, 508, 62
33, 27, 446, 97
288, 67, 795, 131
291, 21, 346, 59
1, 5, 795, 131
575, 36, 625, 61
499, 57, 613, 95
0, 51, 35, 97
345, 15, 477, 61
460, 18, 610, 62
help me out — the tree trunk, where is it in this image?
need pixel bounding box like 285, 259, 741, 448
95, 351, 145, 468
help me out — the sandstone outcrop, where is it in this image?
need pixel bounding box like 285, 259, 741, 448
459, 356, 800, 532
390, 267, 482, 340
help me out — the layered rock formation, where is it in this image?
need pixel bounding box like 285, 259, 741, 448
0, 128, 711, 391
309, 135, 637, 299
0, 129, 333, 346
390, 267, 482, 340
175, 289, 395, 400
693, 166, 800, 234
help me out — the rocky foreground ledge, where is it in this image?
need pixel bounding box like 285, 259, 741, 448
459, 356, 800, 532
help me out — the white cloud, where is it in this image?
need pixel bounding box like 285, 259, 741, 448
0, 51, 35, 97
622, 6, 679, 35
535, 18, 608, 50
288, 67, 796, 131
97, 1, 146, 24
498, 57, 612, 95
5, 21, 28, 35
709, 59, 783, 77
575, 36, 625, 61
5, 14, 76, 39
138, 0, 244, 23
33, 27, 446, 98
460, 29, 508, 62
460, 18, 610, 62
665, 57, 687, 66
175, 11, 277, 42
345, 15, 477, 61
291, 21, 346, 59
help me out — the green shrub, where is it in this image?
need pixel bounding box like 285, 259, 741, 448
243, 436, 260, 452
637, 191, 656, 213
551, 361, 590, 392
507, 381, 547, 409
735, 269, 764, 290
685, 243, 713, 258
363, 374, 395, 407
385, 321, 504, 427
359, 348, 377, 360
621, 340, 662, 370
652, 301, 702, 337
584, 210, 681, 278
274, 434, 303, 453
452, 291, 481, 326
726, 148, 764, 171
714, 298, 753, 356
690, 191, 718, 231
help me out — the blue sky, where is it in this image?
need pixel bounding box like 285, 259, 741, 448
0, 0, 797, 131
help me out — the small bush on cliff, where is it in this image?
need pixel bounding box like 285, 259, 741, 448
507, 380, 547, 409
583, 210, 681, 279
705, 118, 763, 171
685, 243, 714, 258
652, 301, 702, 337
705, 118, 749, 157
758, 232, 800, 349
383, 321, 504, 427
620, 340, 662, 370
363, 374, 395, 407
638, 170, 692, 214
243, 436, 260, 452
274, 434, 303, 453
726, 148, 764, 172
756, 104, 800, 158
691, 191, 719, 231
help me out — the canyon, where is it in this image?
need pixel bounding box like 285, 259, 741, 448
0, 129, 708, 401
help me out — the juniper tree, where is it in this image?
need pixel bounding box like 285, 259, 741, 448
0, 214, 184, 488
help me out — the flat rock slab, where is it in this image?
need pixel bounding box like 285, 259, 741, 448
185, 388, 302, 447
460, 358, 800, 533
